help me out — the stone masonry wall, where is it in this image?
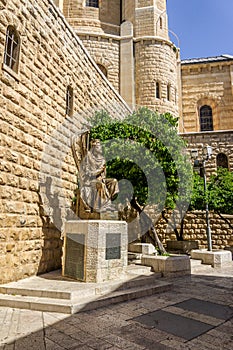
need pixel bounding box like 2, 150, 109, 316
135, 39, 179, 116
79, 35, 120, 92
181, 60, 233, 133
182, 130, 233, 175
0, 0, 130, 283
130, 207, 233, 250
135, 0, 168, 39
61, 0, 121, 35
154, 211, 233, 250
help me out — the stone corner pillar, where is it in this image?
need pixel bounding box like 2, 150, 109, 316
120, 21, 135, 110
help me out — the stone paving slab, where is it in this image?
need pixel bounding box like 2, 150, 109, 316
0, 262, 232, 349
132, 309, 215, 340
174, 298, 233, 320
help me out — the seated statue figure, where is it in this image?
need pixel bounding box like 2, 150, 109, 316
71, 133, 119, 214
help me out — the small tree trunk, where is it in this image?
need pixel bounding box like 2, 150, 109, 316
130, 197, 167, 255
161, 210, 184, 241
150, 225, 167, 254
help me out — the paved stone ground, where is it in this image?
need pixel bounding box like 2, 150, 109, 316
0, 264, 232, 350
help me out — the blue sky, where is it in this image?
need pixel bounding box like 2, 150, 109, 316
167, 0, 233, 60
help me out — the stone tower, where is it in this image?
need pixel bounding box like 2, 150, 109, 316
54, 0, 180, 116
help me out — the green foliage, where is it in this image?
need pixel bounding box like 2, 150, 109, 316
190, 168, 233, 215
208, 168, 233, 214
88, 108, 193, 212
189, 172, 205, 211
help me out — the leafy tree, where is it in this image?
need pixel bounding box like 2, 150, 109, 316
87, 108, 193, 249
189, 171, 205, 211
190, 168, 233, 229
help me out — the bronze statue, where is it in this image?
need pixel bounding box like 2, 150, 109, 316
71, 133, 119, 214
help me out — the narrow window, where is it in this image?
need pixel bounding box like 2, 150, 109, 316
200, 105, 213, 131
156, 82, 160, 99
174, 88, 177, 104
167, 84, 171, 101
66, 86, 74, 116
97, 64, 108, 77
86, 0, 99, 8
3, 26, 20, 73
216, 153, 228, 169
159, 17, 163, 29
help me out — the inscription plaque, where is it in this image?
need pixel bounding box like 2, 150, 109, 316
64, 233, 85, 280
106, 233, 121, 260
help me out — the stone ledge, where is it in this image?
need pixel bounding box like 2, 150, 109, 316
128, 243, 157, 255
141, 255, 191, 277
191, 249, 232, 267
224, 246, 233, 259
167, 240, 199, 254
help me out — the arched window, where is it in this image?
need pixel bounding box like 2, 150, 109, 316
4, 26, 20, 73
86, 0, 99, 8
167, 84, 171, 101
156, 82, 160, 99
200, 105, 213, 131
216, 153, 229, 169
66, 86, 74, 116
97, 64, 107, 78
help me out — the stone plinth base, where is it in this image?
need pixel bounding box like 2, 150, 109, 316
224, 246, 233, 259
141, 255, 191, 277
128, 243, 157, 255
167, 240, 199, 254
62, 220, 128, 283
191, 249, 232, 267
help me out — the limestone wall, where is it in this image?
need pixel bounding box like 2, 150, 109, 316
0, 0, 130, 283
135, 0, 168, 39
56, 0, 180, 113
135, 39, 179, 116
130, 206, 233, 250
79, 34, 120, 92
154, 212, 233, 250
181, 59, 233, 133
181, 130, 233, 175
61, 0, 121, 35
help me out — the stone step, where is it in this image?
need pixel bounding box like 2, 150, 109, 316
0, 280, 172, 314
190, 259, 204, 266
0, 286, 72, 300
128, 252, 142, 265
128, 252, 142, 260
73, 281, 172, 314
190, 259, 214, 273
0, 294, 72, 314
125, 264, 153, 275
0, 266, 160, 301
128, 259, 142, 265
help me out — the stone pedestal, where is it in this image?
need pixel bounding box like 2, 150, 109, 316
167, 240, 199, 254
62, 220, 128, 283
141, 255, 191, 277
224, 246, 233, 259
191, 249, 232, 267
128, 243, 157, 255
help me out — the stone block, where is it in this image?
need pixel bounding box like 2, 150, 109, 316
191, 249, 232, 267
128, 243, 157, 255
63, 220, 128, 283
224, 246, 233, 259
167, 240, 199, 254
141, 255, 191, 277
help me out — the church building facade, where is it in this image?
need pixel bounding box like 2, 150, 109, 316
0, 0, 232, 283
